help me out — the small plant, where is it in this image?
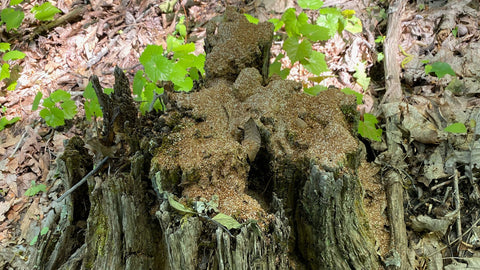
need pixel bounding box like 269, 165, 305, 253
133, 35, 205, 114
353, 61, 371, 91
267, 0, 362, 92
1, 1, 60, 31
32, 90, 77, 127
0, 110, 20, 131
422, 60, 456, 78
24, 180, 47, 196
341, 88, 383, 142
452, 27, 458, 38
1, 42, 26, 91
358, 113, 383, 142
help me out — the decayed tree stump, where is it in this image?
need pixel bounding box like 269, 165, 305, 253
30, 7, 380, 270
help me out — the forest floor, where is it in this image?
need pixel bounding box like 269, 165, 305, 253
1, 0, 480, 269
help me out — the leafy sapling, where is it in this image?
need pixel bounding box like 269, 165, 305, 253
32, 90, 77, 127
134, 34, 205, 114
341, 88, 383, 142
423, 61, 456, 78
24, 180, 47, 196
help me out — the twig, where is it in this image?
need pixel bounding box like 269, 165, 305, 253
200, 213, 233, 237
56, 156, 109, 202
9, 129, 27, 158
427, 216, 480, 257
453, 169, 462, 254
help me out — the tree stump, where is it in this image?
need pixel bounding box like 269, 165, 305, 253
30, 7, 380, 270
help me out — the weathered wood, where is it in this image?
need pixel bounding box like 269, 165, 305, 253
29, 137, 92, 270
380, 0, 413, 269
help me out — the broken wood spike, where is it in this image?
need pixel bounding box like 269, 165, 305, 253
89, 66, 139, 148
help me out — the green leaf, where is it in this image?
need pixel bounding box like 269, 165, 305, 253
0, 43, 11, 52
139, 45, 173, 82
0, 63, 10, 81
377, 52, 384, 62
1, 8, 24, 31
341, 87, 363, 104
133, 70, 146, 101
169, 62, 189, 82
358, 113, 382, 141
32, 91, 43, 111
166, 35, 184, 52
452, 27, 458, 37
426, 62, 456, 78
269, 60, 290, 79
3, 50, 26, 61
268, 18, 284, 32
176, 23, 186, 38
0, 116, 20, 131
83, 82, 103, 119
424, 64, 432, 75
6, 82, 16, 91
353, 62, 370, 90
444, 122, 467, 134
102, 87, 113, 95
317, 8, 343, 37
30, 236, 38, 246
283, 36, 311, 63
168, 195, 196, 214
171, 43, 195, 54
60, 100, 77, 119
42, 97, 55, 108
40, 107, 64, 127
345, 15, 362, 34
84, 99, 102, 119
139, 82, 155, 114
24, 180, 46, 196
83, 82, 96, 99
375, 36, 385, 44
50, 89, 70, 103
103, 87, 114, 95
189, 67, 200, 80
244, 14, 259, 24
304, 85, 327, 96
31, 2, 61, 21
282, 8, 300, 37
303, 51, 328, 75
298, 0, 324, 9
212, 213, 242, 230
298, 23, 330, 41
10, 0, 23, 5
174, 76, 193, 92
40, 227, 49, 235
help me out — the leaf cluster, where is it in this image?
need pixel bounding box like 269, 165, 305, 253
258, 0, 362, 95
1, 1, 60, 31
24, 180, 46, 196
423, 61, 456, 78
134, 35, 205, 114
340, 88, 382, 142
32, 90, 77, 127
